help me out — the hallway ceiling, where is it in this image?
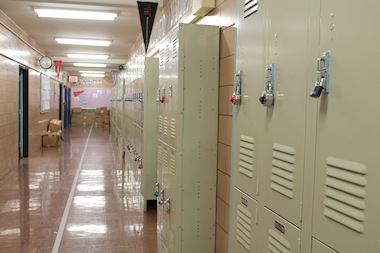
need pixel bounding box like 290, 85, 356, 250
0, 0, 162, 77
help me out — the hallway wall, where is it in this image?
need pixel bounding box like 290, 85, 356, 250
0, 12, 61, 179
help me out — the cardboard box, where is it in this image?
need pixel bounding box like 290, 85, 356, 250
42, 132, 61, 147
48, 119, 62, 132
72, 107, 82, 114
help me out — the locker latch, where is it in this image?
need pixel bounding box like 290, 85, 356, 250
165, 198, 171, 213
309, 51, 331, 98
159, 87, 165, 103
154, 182, 159, 197
259, 63, 275, 107
230, 70, 242, 105
158, 189, 165, 205
156, 88, 160, 102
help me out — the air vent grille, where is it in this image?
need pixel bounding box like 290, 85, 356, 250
268, 228, 291, 253
244, 0, 258, 18
170, 118, 176, 139
170, 151, 175, 176
158, 116, 163, 134
271, 143, 295, 199
165, 43, 170, 63
163, 117, 169, 136
323, 157, 367, 233
172, 36, 178, 58
239, 135, 254, 178
236, 204, 252, 251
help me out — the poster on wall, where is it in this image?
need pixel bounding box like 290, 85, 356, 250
72, 88, 111, 108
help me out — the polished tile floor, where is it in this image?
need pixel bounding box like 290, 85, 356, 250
0, 124, 157, 253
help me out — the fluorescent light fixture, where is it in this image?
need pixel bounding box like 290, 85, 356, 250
81, 74, 105, 78
34, 9, 117, 21
79, 71, 105, 74
67, 54, 109, 59
73, 63, 107, 67
56, 38, 111, 47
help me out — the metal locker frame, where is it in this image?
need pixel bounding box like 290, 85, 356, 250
156, 23, 219, 253
257, 207, 301, 253
310, 1, 380, 252
311, 239, 337, 253
230, 188, 258, 253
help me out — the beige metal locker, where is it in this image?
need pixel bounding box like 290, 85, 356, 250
311, 1, 380, 252
260, 0, 310, 228
258, 207, 301, 253
232, 0, 266, 201
141, 57, 159, 210
156, 23, 219, 253
311, 239, 337, 253
230, 188, 258, 253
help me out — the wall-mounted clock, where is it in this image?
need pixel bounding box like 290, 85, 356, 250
39, 56, 53, 69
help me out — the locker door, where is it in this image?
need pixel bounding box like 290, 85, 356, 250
311, 239, 337, 253
230, 188, 258, 253
258, 207, 301, 253
311, 1, 380, 252
260, 0, 309, 228
233, 0, 266, 200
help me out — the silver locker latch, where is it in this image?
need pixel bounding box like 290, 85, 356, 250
154, 182, 159, 197
158, 190, 165, 205
156, 88, 160, 102
309, 51, 331, 98
259, 63, 275, 107
230, 70, 242, 105
165, 198, 171, 213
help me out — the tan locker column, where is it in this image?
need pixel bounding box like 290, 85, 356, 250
142, 57, 159, 210
260, 0, 310, 228
311, 1, 380, 252
156, 23, 219, 253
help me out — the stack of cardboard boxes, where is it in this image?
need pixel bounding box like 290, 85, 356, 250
71, 107, 83, 124
71, 107, 109, 126
42, 119, 63, 147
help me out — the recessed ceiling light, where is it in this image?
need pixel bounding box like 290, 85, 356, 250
73, 63, 107, 67
81, 74, 105, 78
79, 71, 105, 74
67, 54, 109, 59
34, 9, 117, 21
56, 38, 111, 47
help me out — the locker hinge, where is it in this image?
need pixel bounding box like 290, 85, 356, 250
299, 201, 303, 222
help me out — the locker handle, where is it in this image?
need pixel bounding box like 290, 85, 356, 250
309, 51, 331, 98
259, 63, 275, 107
230, 70, 242, 105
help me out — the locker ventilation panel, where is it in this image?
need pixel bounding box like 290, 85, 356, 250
323, 157, 367, 233
163, 117, 169, 136
158, 116, 163, 134
244, 0, 258, 18
170, 118, 176, 139
172, 36, 178, 59
239, 135, 255, 178
163, 148, 168, 172
271, 144, 295, 199
170, 151, 175, 176
169, 231, 175, 253
236, 204, 253, 251
268, 229, 291, 253
165, 43, 170, 63
160, 50, 165, 66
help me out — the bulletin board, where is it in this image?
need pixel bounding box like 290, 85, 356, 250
40, 74, 50, 113
72, 88, 111, 108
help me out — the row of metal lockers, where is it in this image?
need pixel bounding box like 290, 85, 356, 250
110, 0, 380, 252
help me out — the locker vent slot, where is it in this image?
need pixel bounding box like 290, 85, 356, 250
244, 0, 258, 18
158, 145, 163, 164
268, 228, 291, 253
236, 204, 252, 251
165, 43, 170, 63
170, 152, 175, 176
163, 117, 169, 136
159, 49, 165, 66
163, 148, 168, 172
172, 36, 178, 58
158, 116, 163, 133
239, 135, 254, 178
323, 157, 367, 233
271, 143, 295, 199
170, 118, 176, 139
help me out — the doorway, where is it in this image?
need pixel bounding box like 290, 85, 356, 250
18, 66, 29, 158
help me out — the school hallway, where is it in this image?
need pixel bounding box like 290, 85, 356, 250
0, 124, 157, 253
